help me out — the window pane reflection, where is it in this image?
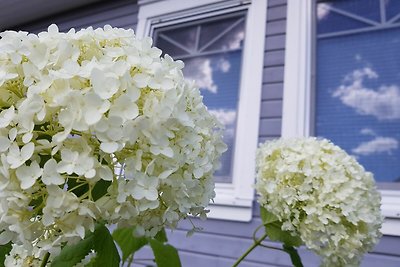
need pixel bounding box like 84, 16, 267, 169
316, 1, 400, 185
161, 25, 198, 51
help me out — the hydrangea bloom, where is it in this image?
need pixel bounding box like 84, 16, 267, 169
0, 24, 226, 265
255, 137, 383, 267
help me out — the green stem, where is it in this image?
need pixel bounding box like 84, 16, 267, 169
282, 244, 304, 267
40, 252, 50, 267
252, 224, 283, 252
128, 258, 134, 266
231, 232, 268, 267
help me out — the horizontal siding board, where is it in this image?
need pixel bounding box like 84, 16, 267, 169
46, 0, 137, 24
268, 0, 287, 7
373, 235, 400, 256
262, 83, 284, 100
55, 2, 138, 26
167, 230, 320, 267
49, 3, 137, 27
133, 249, 280, 267
260, 100, 282, 118
361, 252, 400, 267
267, 5, 287, 21
15, 0, 138, 33
263, 66, 285, 83
259, 118, 282, 136
265, 34, 286, 51
177, 250, 280, 267
130, 246, 153, 266
0, 0, 104, 31
265, 20, 286, 35
264, 50, 285, 66
64, 15, 137, 31
54, 13, 137, 31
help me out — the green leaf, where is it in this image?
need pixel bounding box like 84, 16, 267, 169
154, 228, 168, 243
67, 177, 89, 198
91, 180, 111, 201
260, 207, 303, 247
0, 243, 12, 267
51, 233, 94, 267
265, 222, 303, 247
260, 206, 279, 224
92, 224, 120, 267
112, 227, 148, 262
283, 244, 304, 267
149, 239, 181, 267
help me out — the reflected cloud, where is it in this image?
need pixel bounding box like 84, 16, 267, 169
317, 3, 331, 20
217, 58, 231, 73
184, 57, 233, 94
333, 67, 400, 120
211, 23, 244, 51
352, 136, 399, 156
360, 128, 376, 136
226, 30, 244, 50
184, 58, 217, 93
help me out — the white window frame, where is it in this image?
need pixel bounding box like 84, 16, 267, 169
136, 0, 267, 221
283, 0, 400, 236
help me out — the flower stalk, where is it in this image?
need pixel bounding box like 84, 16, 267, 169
232, 232, 269, 267
40, 252, 50, 267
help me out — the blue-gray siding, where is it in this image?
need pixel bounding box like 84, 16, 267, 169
12, 0, 138, 33
9, 0, 400, 266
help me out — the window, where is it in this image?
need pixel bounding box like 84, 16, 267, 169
316, 0, 400, 188
153, 13, 246, 184
283, 0, 400, 235
136, 0, 267, 221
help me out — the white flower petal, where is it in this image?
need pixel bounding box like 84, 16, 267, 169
0, 137, 10, 152
100, 142, 119, 153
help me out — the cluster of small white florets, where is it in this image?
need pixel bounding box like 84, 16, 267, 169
0, 24, 226, 265
255, 137, 383, 267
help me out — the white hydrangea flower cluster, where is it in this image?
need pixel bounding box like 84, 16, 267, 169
0, 24, 226, 265
255, 137, 383, 267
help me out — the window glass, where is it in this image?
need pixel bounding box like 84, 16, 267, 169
315, 0, 400, 187
160, 25, 198, 52
317, 6, 370, 35
201, 19, 245, 51
323, 0, 380, 22
385, 0, 400, 21
199, 16, 241, 48
155, 36, 188, 57
153, 13, 246, 183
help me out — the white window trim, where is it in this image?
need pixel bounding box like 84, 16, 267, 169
283, 0, 400, 236
136, 0, 267, 221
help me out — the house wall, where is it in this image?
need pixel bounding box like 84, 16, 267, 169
9, 0, 400, 266
11, 0, 138, 33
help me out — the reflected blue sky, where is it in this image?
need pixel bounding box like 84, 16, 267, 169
316, 17, 400, 182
